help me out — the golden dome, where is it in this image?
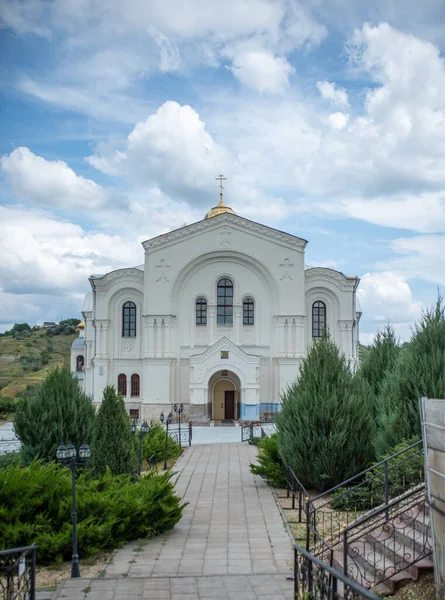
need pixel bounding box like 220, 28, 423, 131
205, 197, 236, 219
78, 321, 85, 330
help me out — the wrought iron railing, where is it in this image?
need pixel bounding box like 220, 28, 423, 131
259, 403, 281, 422
0, 545, 37, 600
340, 485, 432, 588
281, 460, 309, 525
169, 421, 192, 447
294, 543, 381, 600
306, 439, 424, 555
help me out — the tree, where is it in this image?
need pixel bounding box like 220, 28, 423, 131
358, 324, 400, 413
14, 368, 96, 464
277, 333, 375, 491
375, 296, 445, 457
92, 386, 137, 476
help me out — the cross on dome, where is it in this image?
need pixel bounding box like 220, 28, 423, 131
204, 174, 236, 219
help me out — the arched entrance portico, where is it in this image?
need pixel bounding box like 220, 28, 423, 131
207, 370, 241, 420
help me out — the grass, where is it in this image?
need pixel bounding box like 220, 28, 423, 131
0, 329, 76, 399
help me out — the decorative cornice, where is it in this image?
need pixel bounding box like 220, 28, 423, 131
189, 336, 261, 365
113, 358, 177, 365
142, 213, 307, 253
180, 358, 190, 365
273, 357, 301, 364
90, 268, 144, 293
305, 267, 358, 292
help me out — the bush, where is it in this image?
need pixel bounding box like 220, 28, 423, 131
358, 324, 400, 406
142, 421, 182, 463
250, 434, 286, 487
375, 297, 445, 456
278, 333, 375, 492
92, 386, 137, 476
14, 368, 96, 464
0, 452, 22, 470
0, 461, 185, 563
0, 396, 16, 419
331, 437, 423, 511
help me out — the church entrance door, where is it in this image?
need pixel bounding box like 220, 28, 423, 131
224, 391, 235, 419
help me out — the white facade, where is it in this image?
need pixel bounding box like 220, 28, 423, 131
71, 209, 361, 422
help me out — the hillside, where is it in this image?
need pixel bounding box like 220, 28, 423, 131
0, 328, 77, 399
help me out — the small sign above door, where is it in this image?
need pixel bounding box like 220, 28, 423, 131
221, 351, 229, 359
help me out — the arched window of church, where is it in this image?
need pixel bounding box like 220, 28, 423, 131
217, 278, 233, 325
76, 355, 84, 372
131, 374, 140, 397
243, 298, 254, 325
122, 301, 136, 337
118, 373, 127, 396
196, 297, 207, 325
312, 301, 326, 338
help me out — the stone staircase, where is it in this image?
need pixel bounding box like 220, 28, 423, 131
331, 496, 434, 595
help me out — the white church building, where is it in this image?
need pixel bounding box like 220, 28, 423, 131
71, 190, 361, 422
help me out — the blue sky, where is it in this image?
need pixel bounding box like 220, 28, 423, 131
1, 0, 444, 342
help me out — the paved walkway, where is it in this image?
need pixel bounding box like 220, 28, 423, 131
54, 443, 293, 599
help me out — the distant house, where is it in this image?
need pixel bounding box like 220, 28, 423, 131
37, 321, 58, 328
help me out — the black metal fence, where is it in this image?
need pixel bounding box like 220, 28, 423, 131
0, 545, 37, 600
281, 461, 309, 525
169, 421, 192, 447
294, 543, 381, 600
306, 439, 424, 555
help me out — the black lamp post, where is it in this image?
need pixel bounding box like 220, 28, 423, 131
160, 411, 173, 471
174, 403, 184, 447
131, 419, 149, 476
56, 441, 91, 578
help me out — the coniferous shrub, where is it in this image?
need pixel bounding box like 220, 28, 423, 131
14, 368, 96, 464
92, 386, 137, 476
277, 333, 375, 492
142, 421, 182, 463
0, 461, 185, 563
250, 434, 286, 487
358, 324, 400, 409
375, 297, 445, 457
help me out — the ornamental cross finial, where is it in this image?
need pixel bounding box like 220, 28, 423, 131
215, 174, 227, 206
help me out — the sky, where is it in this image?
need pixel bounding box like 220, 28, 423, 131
1, 0, 444, 343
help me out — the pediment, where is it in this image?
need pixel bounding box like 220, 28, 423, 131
90, 268, 144, 292
305, 267, 359, 292
189, 336, 261, 365
142, 213, 307, 253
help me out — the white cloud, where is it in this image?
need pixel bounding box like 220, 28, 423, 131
228, 50, 294, 94
0, 0, 50, 36
327, 112, 349, 129
317, 81, 349, 107
1, 147, 107, 210
357, 271, 423, 341
149, 30, 181, 72
377, 234, 445, 285
88, 101, 232, 205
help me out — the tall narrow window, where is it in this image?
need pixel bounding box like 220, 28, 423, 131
196, 297, 207, 325
76, 355, 85, 372
217, 278, 233, 325
312, 301, 326, 338
131, 374, 140, 397
122, 301, 136, 337
243, 298, 254, 325
118, 373, 127, 396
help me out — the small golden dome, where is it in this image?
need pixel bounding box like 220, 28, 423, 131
78, 321, 85, 330
205, 197, 236, 219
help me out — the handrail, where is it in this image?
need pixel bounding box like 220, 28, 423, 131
0, 544, 37, 556
308, 439, 423, 505
294, 543, 381, 599
344, 482, 426, 535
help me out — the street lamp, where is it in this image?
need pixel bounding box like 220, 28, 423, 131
160, 411, 173, 471
174, 403, 184, 447
130, 419, 149, 476
56, 441, 91, 578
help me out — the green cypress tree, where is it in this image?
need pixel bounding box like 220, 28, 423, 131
375, 296, 445, 457
92, 386, 137, 476
14, 368, 96, 464
358, 324, 400, 401
277, 333, 375, 491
